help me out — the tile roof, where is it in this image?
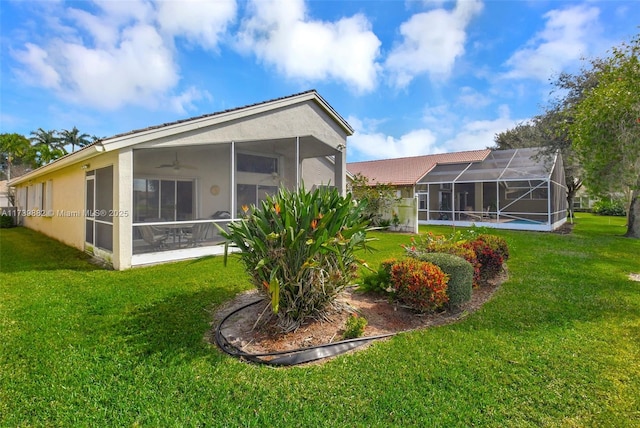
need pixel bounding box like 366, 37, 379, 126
347, 149, 491, 186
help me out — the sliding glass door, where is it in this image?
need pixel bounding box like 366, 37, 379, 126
133, 178, 194, 222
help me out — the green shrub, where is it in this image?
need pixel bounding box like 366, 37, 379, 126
592, 198, 627, 216
470, 234, 509, 283
0, 214, 15, 228
389, 258, 449, 312
378, 218, 391, 228
343, 313, 368, 339
360, 258, 395, 293
405, 233, 481, 287
221, 185, 372, 332
415, 252, 473, 308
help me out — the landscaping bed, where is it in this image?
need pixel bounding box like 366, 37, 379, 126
211, 275, 503, 360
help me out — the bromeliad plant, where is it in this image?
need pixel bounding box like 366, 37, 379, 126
221, 185, 372, 332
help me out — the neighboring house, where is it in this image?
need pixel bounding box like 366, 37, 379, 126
347, 150, 491, 232
348, 149, 491, 198
348, 148, 567, 232
9, 90, 352, 269
0, 180, 9, 207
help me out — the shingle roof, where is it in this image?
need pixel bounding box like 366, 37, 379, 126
102, 89, 352, 141
347, 149, 491, 186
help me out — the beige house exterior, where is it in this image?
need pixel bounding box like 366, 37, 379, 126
9, 90, 352, 270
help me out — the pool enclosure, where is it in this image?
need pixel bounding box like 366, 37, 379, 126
415, 148, 568, 231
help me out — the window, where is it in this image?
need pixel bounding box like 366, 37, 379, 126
235, 152, 280, 214
133, 178, 194, 222
17, 187, 26, 210
43, 180, 53, 215
237, 153, 278, 174
418, 193, 428, 210
24, 182, 51, 215
237, 184, 278, 212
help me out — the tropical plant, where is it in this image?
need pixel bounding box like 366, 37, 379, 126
0, 133, 30, 180
29, 128, 65, 167
221, 185, 372, 332
60, 126, 92, 153
360, 258, 395, 293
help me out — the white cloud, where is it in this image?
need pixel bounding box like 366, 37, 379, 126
10, 0, 235, 112
443, 105, 520, 151
12, 43, 61, 88
503, 5, 600, 81
169, 86, 212, 115
347, 103, 522, 161
156, 0, 237, 50
385, 0, 483, 88
457, 86, 491, 108
48, 24, 179, 110
237, 0, 381, 92
347, 115, 440, 160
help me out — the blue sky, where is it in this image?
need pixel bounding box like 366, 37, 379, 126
1, 0, 638, 162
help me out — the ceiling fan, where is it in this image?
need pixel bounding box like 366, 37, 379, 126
157, 152, 196, 170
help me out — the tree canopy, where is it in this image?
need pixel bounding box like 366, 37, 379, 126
0, 133, 31, 180
0, 126, 98, 179
569, 34, 640, 237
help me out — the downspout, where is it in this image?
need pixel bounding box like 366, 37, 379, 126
295, 136, 300, 189
230, 141, 235, 218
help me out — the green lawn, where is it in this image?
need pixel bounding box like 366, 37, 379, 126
1, 214, 638, 427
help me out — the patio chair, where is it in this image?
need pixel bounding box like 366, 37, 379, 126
140, 225, 168, 249
183, 222, 211, 247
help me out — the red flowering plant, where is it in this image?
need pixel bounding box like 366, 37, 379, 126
389, 258, 449, 312
221, 185, 373, 333
469, 234, 509, 282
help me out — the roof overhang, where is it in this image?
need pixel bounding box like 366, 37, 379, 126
101, 91, 353, 152
8, 143, 106, 186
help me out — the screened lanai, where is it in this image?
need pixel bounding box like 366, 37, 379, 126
415, 148, 568, 231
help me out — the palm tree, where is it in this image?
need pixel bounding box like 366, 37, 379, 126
29, 128, 65, 167
60, 126, 92, 153
0, 133, 30, 180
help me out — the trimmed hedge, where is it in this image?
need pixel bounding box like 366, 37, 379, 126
389, 258, 449, 312
0, 214, 15, 229
415, 252, 473, 308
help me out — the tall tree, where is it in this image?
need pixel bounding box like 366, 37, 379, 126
60, 126, 92, 153
29, 128, 65, 167
0, 133, 30, 180
569, 34, 640, 238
